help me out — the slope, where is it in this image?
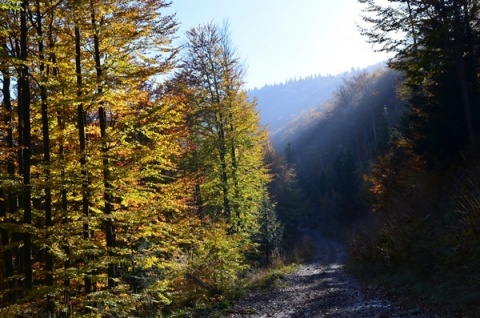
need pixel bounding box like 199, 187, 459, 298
249, 63, 386, 143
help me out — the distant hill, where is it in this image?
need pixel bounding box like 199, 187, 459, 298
249, 63, 387, 145
273, 66, 404, 235
249, 74, 342, 134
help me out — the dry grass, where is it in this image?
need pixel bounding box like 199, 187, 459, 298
243, 251, 296, 290
288, 234, 317, 264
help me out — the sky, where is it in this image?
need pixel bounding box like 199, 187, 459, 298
167, 0, 391, 89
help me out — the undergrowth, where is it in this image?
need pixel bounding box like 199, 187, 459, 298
166, 230, 317, 318
164, 251, 296, 318
349, 148, 480, 315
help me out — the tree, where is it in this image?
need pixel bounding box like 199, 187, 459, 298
17, 0, 33, 291
169, 22, 271, 295
173, 22, 269, 233
332, 148, 359, 225
358, 0, 480, 162
0, 0, 183, 315
264, 139, 302, 232
256, 197, 284, 265
352, 2, 480, 308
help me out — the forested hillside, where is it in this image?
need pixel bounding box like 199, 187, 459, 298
249, 74, 343, 135
249, 63, 386, 137
282, 69, 404, 235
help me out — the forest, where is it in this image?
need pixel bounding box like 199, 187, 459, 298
0, 0, 282, 316
1, 0, 480, 317
250, 73, 344, 135
280, 0, 480, 313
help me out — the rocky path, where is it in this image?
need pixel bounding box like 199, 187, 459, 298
222, 229, 443, 318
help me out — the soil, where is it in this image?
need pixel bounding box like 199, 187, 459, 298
217, 229, 455, 318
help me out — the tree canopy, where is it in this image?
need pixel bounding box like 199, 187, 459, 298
0, 3, 273, 316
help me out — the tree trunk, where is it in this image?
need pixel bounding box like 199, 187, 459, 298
90, 0, 116, 288
453, 1, 475, 143
36, 0, 54, 287
229, 119, 239, 215
75, 21, 92, 294
217, 114, 231, 219
1, 66, 15, 288
20, 0, 33, 289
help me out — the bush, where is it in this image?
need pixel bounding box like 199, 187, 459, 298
170, 221, 248, 305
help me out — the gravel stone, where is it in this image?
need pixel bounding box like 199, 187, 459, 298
218, 229, 446, 318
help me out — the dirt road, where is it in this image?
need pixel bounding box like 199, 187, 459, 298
222, 229, 441, 318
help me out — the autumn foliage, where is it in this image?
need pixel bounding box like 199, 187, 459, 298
0, 2, 273, 316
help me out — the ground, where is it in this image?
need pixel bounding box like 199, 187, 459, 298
218, 229, 455, 318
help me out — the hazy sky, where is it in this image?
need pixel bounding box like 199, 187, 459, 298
167, 0, 390, 89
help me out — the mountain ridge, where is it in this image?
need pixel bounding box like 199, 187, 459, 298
249, 62, 387, 143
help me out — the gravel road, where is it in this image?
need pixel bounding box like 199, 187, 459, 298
221, 229, 445, 318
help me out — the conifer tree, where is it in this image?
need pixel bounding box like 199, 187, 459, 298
358, 0, 480, 161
